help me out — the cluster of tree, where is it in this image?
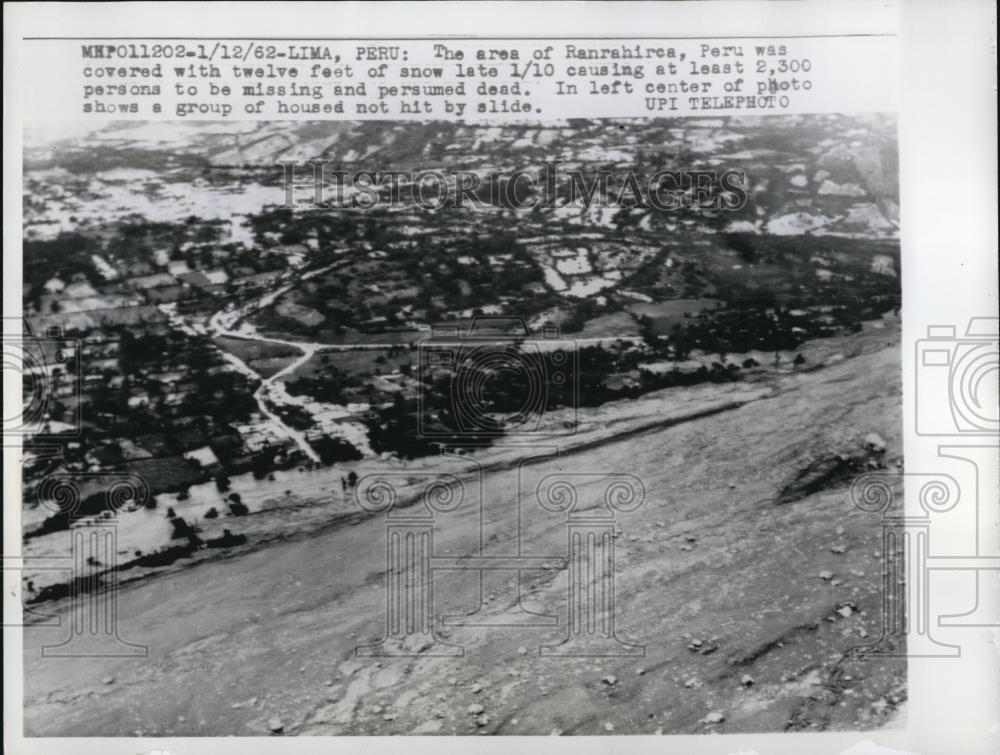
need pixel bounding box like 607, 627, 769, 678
367, 393, 459, 459
285, 366, 358, 405
23, 234, 100, 309
312, 434, 364, 465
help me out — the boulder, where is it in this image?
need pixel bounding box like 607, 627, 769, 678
864, 432, 887, 453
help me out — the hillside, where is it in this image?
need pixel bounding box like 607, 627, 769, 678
23, 320, 904, 736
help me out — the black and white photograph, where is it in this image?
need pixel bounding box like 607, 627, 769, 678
16, 114, 906, 736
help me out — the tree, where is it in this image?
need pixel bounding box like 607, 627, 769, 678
314, 435, 363, 465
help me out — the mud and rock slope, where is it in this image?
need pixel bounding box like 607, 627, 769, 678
23, 323, 904, 736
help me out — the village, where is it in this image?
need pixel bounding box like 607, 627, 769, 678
19, 115, 900, 599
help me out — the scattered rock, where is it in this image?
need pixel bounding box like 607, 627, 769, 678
740, 674, 754, 686
448, 677, 458, 686
476, 714, 490, 727
818, 570, 835, 580
701, 710, 725, 724
838, 606, 854, 618
550, 728, 564, 736
383, 713, 397, 721
831, 544, 848, 554
268, 717, 284, 734
604, 722, 615, 732
688, 638, 717, 653
467, 703, 484, 715
101, 676, 114, 685
864, 433, 887, 453
471, 683, 483, 693
601, 675, 618, 686
684, 677, 700, 688
412, 719, 442, 734
517, 646, 528, 656
636, 668, 646, 676
836, 526, 845, 536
